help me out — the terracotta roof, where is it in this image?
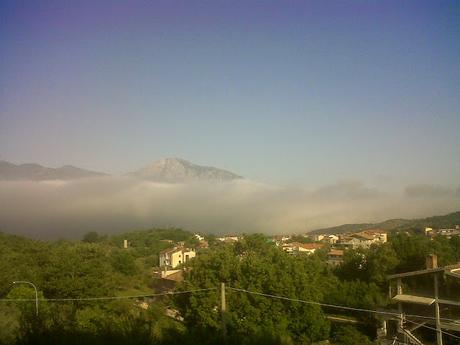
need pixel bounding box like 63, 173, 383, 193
298, 243, 324, 250
160, 246, 184, 255
329, 249, 344, 256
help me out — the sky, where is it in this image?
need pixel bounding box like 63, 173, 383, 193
0, 1, 460, 237
1, 0, 460, 187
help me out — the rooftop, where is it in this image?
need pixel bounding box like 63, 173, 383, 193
329, 249, 344, 256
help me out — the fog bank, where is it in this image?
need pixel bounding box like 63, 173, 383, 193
0, 177, 459, 239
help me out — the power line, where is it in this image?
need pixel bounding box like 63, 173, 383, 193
228, 287, 460, 341
4, 283, 460, 335
3, 283, 460, 341
404, 317, 460, 341
227, 287, 460, 323
228, 286, 400, 316
0, 288, 216, 302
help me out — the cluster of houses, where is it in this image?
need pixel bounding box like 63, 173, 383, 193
156, 229, 391, 276
155, 224, 460, 277
424, 225, 460, 238
272, 229, 389, 266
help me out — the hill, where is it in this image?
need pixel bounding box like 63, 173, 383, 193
0, 160, 107, 181
309, 211, 460, 235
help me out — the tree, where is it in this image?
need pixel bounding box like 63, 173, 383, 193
390, 233, 431, 272
337, 243, 398, 285
111, 250, 138, 276
450, 236, 460, 262
331, 325, 373, 345
41, 242, 116, 299
174, 234, 331, 344
0, 303, 20, 345
83, 231, 101, 243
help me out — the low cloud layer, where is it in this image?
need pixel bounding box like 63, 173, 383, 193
0, 177, 459, 239
405, 184, 460, 198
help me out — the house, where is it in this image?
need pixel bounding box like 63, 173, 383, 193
425, 227, 434, 237
159, 247, 196, 269
437, 227, 460, 238
424, 226, 460, 238
194, 233, 205, 241
327, 249, 344, 266
282, 242, 324, 255
312, 234, 325, 242
281, 242, 296, 254
272, 235, 292, 246
297, 243, 324, 254
339, 230, 387, 249
339, 235, 371, 249
216, 235, 240, 242
362, 229, 388, 243
323, 234, 339, 244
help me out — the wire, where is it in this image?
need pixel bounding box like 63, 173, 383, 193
404, 317, 460, 341
0, 288, 216, 302
4, 283, 460, 337
229, 287, 425, 344
228, 286, 401, 317
227, 287, 460, 323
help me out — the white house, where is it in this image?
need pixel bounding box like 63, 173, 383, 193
324, 234, 339, 244
194, 234, 205, 241
272, 235, 292, 246
282, 242, 324, 255
216, 235, 239, 242
159, 247, 196, 269
312, 234, 325, 242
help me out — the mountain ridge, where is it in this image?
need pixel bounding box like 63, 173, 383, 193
0, 160, 107, 181
0, 158, 243, 182
126, 157, 243, 183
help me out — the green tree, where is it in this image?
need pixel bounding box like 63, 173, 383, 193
111, 250, 138, 276
41, 242, 116, 299
451, 236, 460, 262
174, 234, 331, 344
331, 325, 373, 345
390, 233, 431, 272
83, 231, 101, 243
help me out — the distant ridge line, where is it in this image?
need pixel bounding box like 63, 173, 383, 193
309, 210, 460, 235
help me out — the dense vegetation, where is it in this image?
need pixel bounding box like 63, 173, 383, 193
1, 229, 460, 344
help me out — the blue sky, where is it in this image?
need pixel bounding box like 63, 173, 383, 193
1, 0, 459, 187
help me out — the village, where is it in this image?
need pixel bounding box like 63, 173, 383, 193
155, 225, 460, 280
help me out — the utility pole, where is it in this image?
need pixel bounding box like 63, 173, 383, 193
396, 278, 406, 344
221, 282, 227, 341
434, 274, 443, 345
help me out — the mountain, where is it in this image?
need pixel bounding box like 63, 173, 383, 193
309, 211, 460, 235
0, 160, 107, 181
127, 158, 243, 183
